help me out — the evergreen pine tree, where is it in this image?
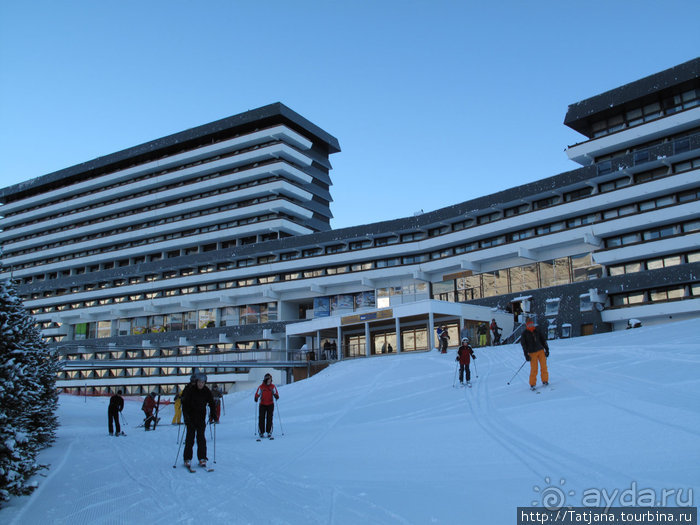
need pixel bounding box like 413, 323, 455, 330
0, 277, 59, 505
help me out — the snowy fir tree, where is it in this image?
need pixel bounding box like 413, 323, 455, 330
0, 277, 59, 505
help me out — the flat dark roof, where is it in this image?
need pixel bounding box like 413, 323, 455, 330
564, 57, 700, 137
0, 102, 340, 202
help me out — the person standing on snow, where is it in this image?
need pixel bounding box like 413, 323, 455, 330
490, 319, 502, 345
172, 387, 182, 425
108, 389, 124, 436
181, 372, 217, 468
142, 392, 158, 431
477, 323, 488, 347
456, 338, 476, 386
254, 373, 279, 438
520, 317, 550, 391
437, 325, 450, 353
211, 384, 223, 421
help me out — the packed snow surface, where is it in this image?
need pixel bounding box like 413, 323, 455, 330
1, 319, 699, 524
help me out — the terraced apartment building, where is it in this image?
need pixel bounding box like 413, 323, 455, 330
1, 57, 698, 396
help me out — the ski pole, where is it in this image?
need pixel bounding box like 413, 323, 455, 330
213, 420, 216, 464
253, 401, 258, 436
507, 360, 528, 385
172, 426, 186, 468
120, 411, 128, 426
176, 421, 181, 444
452, 362, 459, 387
275, 400, 285, 436
473, 357, 478, 378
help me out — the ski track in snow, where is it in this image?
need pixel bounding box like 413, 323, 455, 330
1, 319, 699, 524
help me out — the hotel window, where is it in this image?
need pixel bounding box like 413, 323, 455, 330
608, 261, 642, 276
638, 195, 674, 211
579, 294, 592, 312
302, 248, 321, 257
480, 236, 505, 248
647, 255, 682, 270
683, 219, 700, 233
572, 253, 602, 281
650, 286, 685, 302
429, 225, 448, 237
533, 196, 559, 210
545, 299, 560, 317
349, 240, 372, 249
477, 212, 499, 225
643, 225, 676, 241
325, 244, 344, 254
97, 321, 111, 338
678, 188, 700, 203
598, 177, 629, 193
351, 262, 374, 271
504, 204, 528, 217
400, 232, 425, 242
564, 187, 592, 202
402, 254, 428, 264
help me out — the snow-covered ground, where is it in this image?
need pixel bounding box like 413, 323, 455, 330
1, 319, 699, 524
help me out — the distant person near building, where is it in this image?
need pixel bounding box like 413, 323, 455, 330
108, 390, 124, 436
142, 392, 158, 431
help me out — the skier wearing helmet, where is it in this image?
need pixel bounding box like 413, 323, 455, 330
181, 372, 217, 468
456, 338, 476, 386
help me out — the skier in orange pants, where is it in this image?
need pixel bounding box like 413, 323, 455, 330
520, 317, 549, 391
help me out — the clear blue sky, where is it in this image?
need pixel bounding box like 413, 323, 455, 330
1, 1, 698, 229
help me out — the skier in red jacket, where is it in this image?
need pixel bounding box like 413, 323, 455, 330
254, 373, 279, 439
456, 338, 476, 386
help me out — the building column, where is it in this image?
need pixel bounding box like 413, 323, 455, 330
395, 316, 402, 353
336, 326, 343, 360
428, 311, 435, 350
365, 322, 371, 357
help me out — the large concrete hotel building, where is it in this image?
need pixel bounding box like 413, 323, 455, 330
1, 58, 699, 395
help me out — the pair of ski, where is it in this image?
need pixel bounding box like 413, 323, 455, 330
531, 383, 554, 394
184, 462, 214, 473
459, 382, 472, 388
256, 435, 274, 441
109, 432, 127, 436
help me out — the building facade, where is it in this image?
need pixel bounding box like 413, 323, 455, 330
1, 59, 699, 395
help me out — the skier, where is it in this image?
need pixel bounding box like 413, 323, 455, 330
490, 318, 502, 345
437, 325, 450, 353
211, 384, 223, 421
142, 392, 158, 431
477, 323, 488, 347
108, 389, 124, 436
456, 338, 476, 386
181, 372, 217, 468
520, 317, 550, 391
172, 387, 182, 425
254, 373, 279, 439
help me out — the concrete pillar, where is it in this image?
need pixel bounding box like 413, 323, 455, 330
395, 316, 402, 353
336, 326, 343, 360
364, 322, 371, 357
428, 311, 435, 350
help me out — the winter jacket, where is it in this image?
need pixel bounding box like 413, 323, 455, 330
457, 344, 476, 365
142, 395, 156, 415
181, 384, 216, 425
255, 383, 279, 406
109, 394, 124, 412
520, 327, 549, 360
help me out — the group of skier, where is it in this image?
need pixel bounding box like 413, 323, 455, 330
106, 372, 280, 469
445, 316, 550, 391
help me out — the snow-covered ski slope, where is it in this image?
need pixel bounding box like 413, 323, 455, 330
2, 319, 699, 524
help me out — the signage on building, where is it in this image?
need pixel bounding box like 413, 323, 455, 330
341, 309, 394, 326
